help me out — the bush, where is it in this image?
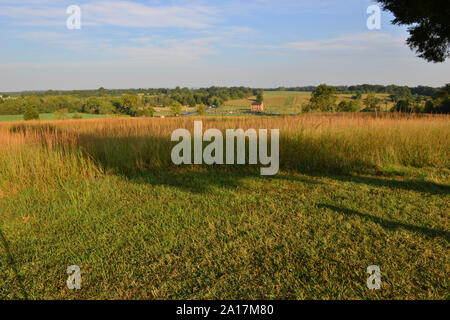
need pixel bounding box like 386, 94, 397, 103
256, 91, 264, 103
143, 107, 155, 118
23, 105, 40, 120
392, 100, 412, 112
136, 107, 155, 117
54, 108, 69, 120
170, 101, 182, 116
197, 104, 207, 115
336, 100, 360, 112
363, 92, 380, 111
72, 113, 83, 119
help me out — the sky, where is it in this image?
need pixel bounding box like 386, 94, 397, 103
0, 0, 449, 91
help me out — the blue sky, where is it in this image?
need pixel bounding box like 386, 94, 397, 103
1, 0, 449, 91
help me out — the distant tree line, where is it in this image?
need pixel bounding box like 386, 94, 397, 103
267, 84, 441, 96
306, 83, 449, 114
0, 86, 255, 117
2, 84, 441, 99
1, 84, 448, 117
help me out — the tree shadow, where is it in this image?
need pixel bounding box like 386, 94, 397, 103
127, 169, 251, 194
323, 174, 450, 196
267, 172, 324, 185
0, 227, 29, 299
28, 127, 445, 196
319, 204, 450, 241
126, 169, 326, 195
73, 133, 327, 194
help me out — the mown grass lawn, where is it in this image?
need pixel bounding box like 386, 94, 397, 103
1, 167, 448, 299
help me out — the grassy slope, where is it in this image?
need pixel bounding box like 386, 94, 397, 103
0, 116, 448, 299
1, 168, 448, 299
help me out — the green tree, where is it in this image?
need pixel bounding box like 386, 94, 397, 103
98, 87, 107, 97
84, 97, 102, 114
337, 100, 360, 112
197, 104, 207, 115
256, 91, 264, 103
310, 84, 337, 111
120, 94, 141, 116
426, 83, 450, 113
376, 0, 449, 62
393, 100, 413, 112
186, 95, 196, 107
170, 101, 182, 116
143, 107, 155, 117
352, 92, 363, 100
363, 92, 380, 111
98, 100, 115, 114
23, 104, 40, 120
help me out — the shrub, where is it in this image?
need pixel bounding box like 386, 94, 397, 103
136, 107, 155, 117
170, 101, 182, 116
393, 100, 413, 113
72, 113, 83, 119
143, 107, 155, 118
362, 92, 380, 112
23, 105, 40, 121
197, 104, 207, 115
256, 91, 264, 103
54, 108, 69, 120
337, 100, 360, 112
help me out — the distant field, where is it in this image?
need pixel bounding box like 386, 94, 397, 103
222, 91, 395, 114
0, 113, 110, 122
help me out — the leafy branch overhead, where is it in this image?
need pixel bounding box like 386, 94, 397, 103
376, 0, 450, 62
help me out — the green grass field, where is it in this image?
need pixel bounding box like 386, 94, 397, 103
0, 115, 448, 299
1, 167, 448, 299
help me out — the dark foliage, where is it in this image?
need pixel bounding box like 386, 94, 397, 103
376, 0, 450, 62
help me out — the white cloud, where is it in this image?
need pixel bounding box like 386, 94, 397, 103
116, 37, 220, 66
129, 37, 153, 44
287, 33, 404, 52
82, 1, 217, 28
18, 31, 111, 54
0, 0, 217, 28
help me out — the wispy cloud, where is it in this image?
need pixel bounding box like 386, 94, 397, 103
82, 1, 217, 28
287, 33, 404, 52
0, 0, 218, 28
116, 37, 221, 66
15, 30, 220, 66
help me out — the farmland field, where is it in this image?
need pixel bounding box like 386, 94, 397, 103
222, 91, 395, 114
0, 114, 448, 299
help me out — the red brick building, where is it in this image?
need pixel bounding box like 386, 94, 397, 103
251, 102, 264, 112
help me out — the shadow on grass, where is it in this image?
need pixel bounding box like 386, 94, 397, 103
0, 227, 29, 299
72, 133, 326, 194
127, 169, 327, 194
323, 174, 450, 196
21, 127, 443, 196
129, 169, 248, 194
319, 204, 450, 241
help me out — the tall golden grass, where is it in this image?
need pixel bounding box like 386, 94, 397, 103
0, 113, 449, 195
